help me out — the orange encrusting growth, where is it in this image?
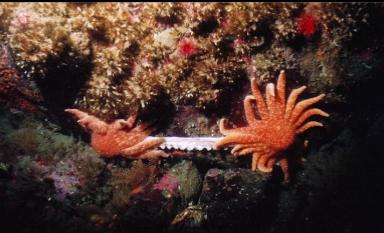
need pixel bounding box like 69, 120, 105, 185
65, 109, 167, 159
214, 70, 329, 180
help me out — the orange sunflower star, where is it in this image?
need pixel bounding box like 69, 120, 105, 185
214, 70, 329, 180
65, 109, 167, 159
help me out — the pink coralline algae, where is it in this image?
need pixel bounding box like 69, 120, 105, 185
297, 12, 317, 38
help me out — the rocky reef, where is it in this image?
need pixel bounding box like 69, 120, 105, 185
0, 3, 372, 121
0, 3, 383, 233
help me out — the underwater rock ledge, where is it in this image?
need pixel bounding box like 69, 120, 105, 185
0, 2, 384, 233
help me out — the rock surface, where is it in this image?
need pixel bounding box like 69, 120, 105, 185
0, 3, 384, 233
198, 168, 278, 233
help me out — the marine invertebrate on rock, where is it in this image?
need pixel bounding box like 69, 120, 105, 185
0, 2, 371, 122
214, 70, 329, 180
6, 3, 79, 78
177, 38, 198, 58
153, 173, 179, 196
297, 12, 317, 38
65, 108, 167, 159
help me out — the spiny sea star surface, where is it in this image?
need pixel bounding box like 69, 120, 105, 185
214, 70, 329, 180
65, 109, 167, 159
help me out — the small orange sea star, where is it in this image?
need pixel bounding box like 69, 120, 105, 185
214, 70, 329, 180
65, 109, 167, 159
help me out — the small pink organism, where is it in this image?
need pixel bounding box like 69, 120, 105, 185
297, 12, 317, 38
153, 173, 179, 195
219, 17, 230, 30
9, 8, 33, 34
178, 38, 198, 58
17, 11, 29, 27
233, 38, 245, 48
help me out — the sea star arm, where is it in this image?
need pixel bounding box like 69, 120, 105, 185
274, 70, 287, 115
276, 70, 286, 104
116, 133, 148, 148
231, 143, 263, 154
137, 149, 169, 159
290, 94, 326, 124
295, 121, 323, 134
266, 83, 277, 114
218, 119, 232, 135
121, 137, 165, 157
233, 144, 269, 157
234, 147, 262, 157
112, 113, 137, 130
65, 108, 88, 119
267, 157, 276, 170
278, 158, 289, 181
65, 108, 108, 134
218, 119, 256, 135
251, 153, 261, 171
257, 155, 273, 172
132, 122, 154, 135
244, 95, 258, 125
293, 108, 329, 128
216, 70, 328, 181
214, 134, 262, 149
284, 86, 307, 119
251, 78, 268, 119
231, 144, 246, 154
